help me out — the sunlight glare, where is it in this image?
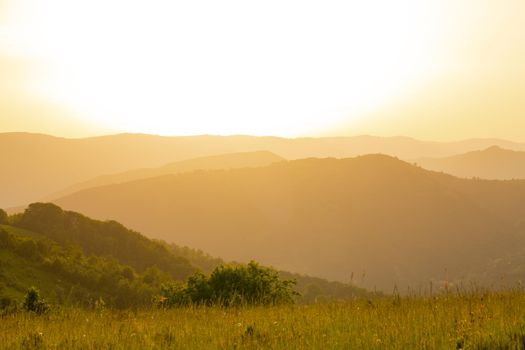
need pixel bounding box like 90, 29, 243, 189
2, 0, 451, 136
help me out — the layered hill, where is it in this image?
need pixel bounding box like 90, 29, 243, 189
0, 204, 366, 306
0, 224, 165, 308
3, 132, 525, 207
52, 156, 525, 291
417, 146, 525, 180
12, 203, 196, 279
48, 151, 285, 199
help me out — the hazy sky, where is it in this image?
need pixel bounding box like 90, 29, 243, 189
0, 0, 523, 140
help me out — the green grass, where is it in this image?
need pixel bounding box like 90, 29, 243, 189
0, 249, 62, 301
0, 247, 105, 305
0, 225, 45, 239
2, 292, 525, 349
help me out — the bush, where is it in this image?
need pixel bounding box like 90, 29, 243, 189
155, 283, 189, 306
22, 287, 50, 314
157, 261, 298, 307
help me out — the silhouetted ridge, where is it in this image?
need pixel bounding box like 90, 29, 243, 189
417, 146, 525, 180
485, 145, 504, 152
47, 151, 285, 199
3, 132, 525, 208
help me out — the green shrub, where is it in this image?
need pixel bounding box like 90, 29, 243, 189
155, 283, 189, 307
22, 287, 50, 314
157, 261, 298, 307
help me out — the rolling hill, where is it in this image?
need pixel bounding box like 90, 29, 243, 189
12, 203, 196, 279
52, 155, 525, 291
0, 224, 162, 308
47, 151, 285, 200
417, 146, 525, 180
3, 132, 525, 208
1, 205, 366, 306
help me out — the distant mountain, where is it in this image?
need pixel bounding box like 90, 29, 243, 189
47, 151, 285, 200
52, 155, 525, 291
416, 146, 525, 180
3, 132, 525, 207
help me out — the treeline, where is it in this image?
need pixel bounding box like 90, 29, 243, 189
168, 243, 224, 274
1, 227, 298, 309
166, 246, 372, 302
11, 203, 195, 279
280, 272, 371, 302
0, 227, 167, 308
0, 204, 369, 309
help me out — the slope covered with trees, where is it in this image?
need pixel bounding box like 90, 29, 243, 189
12, 203, 196, 280
53, 155, 525, 291
0, 225, 160, 308
0, 206, 367, 308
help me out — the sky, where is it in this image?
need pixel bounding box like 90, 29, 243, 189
0, 0, 524, 140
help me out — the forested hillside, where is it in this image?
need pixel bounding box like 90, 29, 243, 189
12, 203, 196, 279
0, 206, 367, 307
0, 225, 162, 308
53, 155, 525, 291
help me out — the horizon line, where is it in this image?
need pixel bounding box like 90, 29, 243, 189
1, 130, 525, 145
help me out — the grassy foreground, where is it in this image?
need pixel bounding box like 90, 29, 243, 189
2, 292, 525, 349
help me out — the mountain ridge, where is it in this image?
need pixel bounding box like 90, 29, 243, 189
3, 132, 525, 208
52, 155, 525, 291
417, 146, 525, 180
45, 151, 285, 200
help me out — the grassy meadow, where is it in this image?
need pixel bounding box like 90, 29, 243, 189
2, 291, 525, 349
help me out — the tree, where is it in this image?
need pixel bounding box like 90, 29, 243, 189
121, 266, 135, 281
0, 208, 7, 225
22, 287, 50, 314
157, 261, 298, 307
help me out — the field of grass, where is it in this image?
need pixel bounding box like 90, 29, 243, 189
2, 292, 525, 349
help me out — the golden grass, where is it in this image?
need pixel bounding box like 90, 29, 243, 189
2, 292, 525, 349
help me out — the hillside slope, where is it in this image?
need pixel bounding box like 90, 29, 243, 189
2, 206, 367, 305
3, 132, 525, 207
48, 151, 284, 199
53, 156, 525, 291
417, 146, 525, 180
0, 225, 160, 308
12, 203, 196, 280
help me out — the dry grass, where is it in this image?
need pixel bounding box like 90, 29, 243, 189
2, 291, 525, 349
